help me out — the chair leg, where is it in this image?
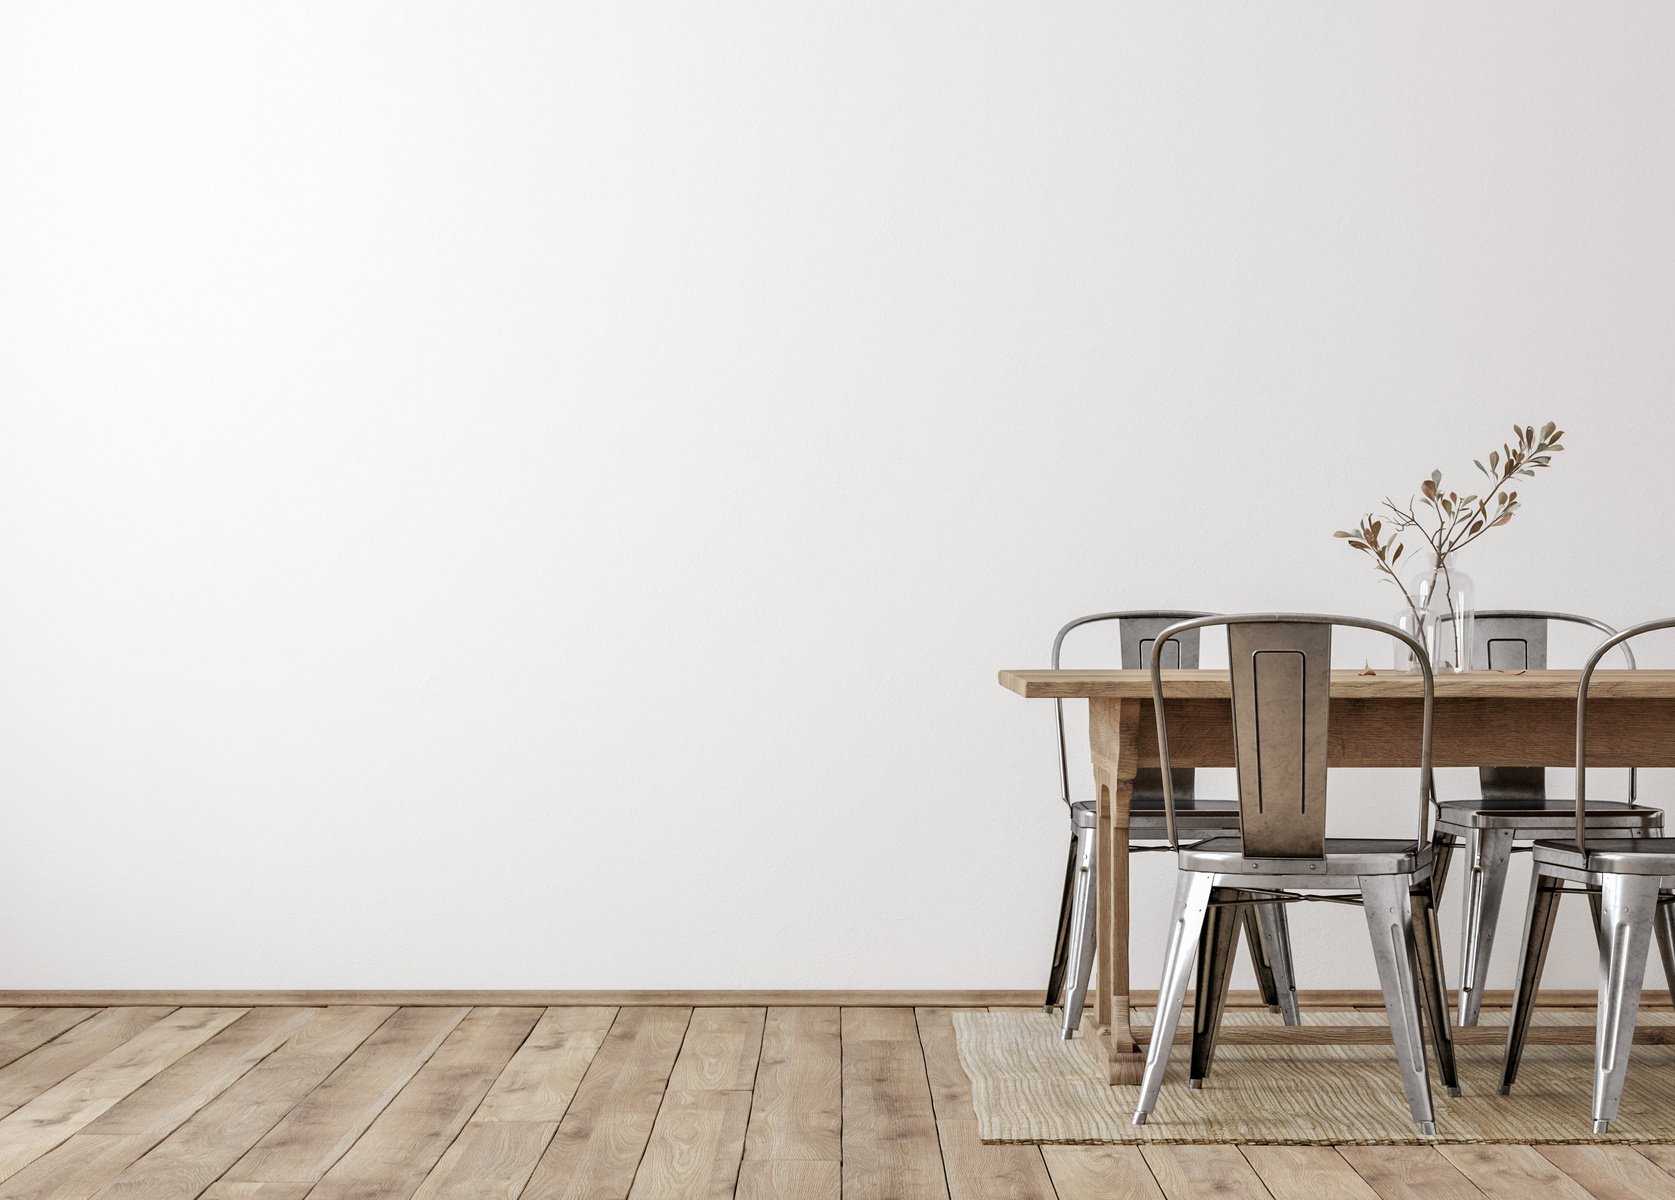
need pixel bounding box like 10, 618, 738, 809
1655, 894, 1675, 1004
1501, 868, 1563, 1095
1429, 832, 1457, 909
1044, 831, 1079, 1014
1058, 825, 1098, 1039
1361, 873, 1437, 1136
1191, 889, 1244, 1087
1410, 875, 1460, 1097
1458, 827, 1516, 1027
1592, 872, 1660, 1134
1133, 871, 1214, 1126
1255, 899, 1301, 1025
1631, 830, 1675, 1003
1241, 904, 1281, 1013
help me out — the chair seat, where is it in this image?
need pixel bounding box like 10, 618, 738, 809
1435, 799, 1662, 835
1532, 838, 1675, 876
1179, 836, 1430, 877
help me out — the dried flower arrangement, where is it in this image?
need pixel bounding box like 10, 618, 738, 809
1335, 422, 1566, 632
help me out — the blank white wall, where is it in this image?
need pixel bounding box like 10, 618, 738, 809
1, 3, 1672, 989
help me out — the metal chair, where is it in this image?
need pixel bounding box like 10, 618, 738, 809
1432, 611, 1666, 1026
1132, 614, 1457, 1136
1044, 611, 1301, 1042
1501, 616, 1675, 1133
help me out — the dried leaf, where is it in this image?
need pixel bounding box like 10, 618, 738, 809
1348, 540, 1369, 550
1489, 450, 1499, 471
1492, 514, 1512, 526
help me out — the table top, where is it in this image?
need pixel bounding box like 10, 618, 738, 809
997, 668, 1675, 700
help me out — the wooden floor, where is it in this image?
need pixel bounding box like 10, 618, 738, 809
0, 1006, 1674, 1199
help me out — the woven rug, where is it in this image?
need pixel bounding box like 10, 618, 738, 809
954, 1008, 1675, 1144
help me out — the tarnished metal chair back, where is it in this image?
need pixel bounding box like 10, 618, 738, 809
1574, 616, 1675, 852
1051, 610, 1211, 810
1443, 610, 1634, 804
1119, 615, 1201, 806
1150, 614, 1436, 855
1471, 613, 1550, 802
1225, 621, 1333, 857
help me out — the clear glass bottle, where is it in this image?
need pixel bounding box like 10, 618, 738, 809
1407, 559, 1474, 673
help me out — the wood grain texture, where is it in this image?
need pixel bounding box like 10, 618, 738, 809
743, 1007, 840, 1164
470, 1006, 615, 1124
1040, 1146, 1165, 1200
0, 1010, 173, 1116
216, 1006, 466, 1186
626, 1008, 763, 1200
306, 1006, 541, 1200
937, 1119, 1056, 1200
915, 1009, 1054, 1200
0, 1003, 1658, 1199
0, 1011, 98, 1074
1086, 695, 1675, 769
1093, 699, 1143, 1084
627, 1088, 753, 1200
1538, 1145, 1675, 1199
841, 1008, 949, 1200
666, 1008, 764, 1093
518, 1006, 691, 1200
0, 1008, 245, 1182
1001, 667, 1675, 700
1435, 1144, 1594, 1200
735, 1160, 841, 1200
0, 1009, 315, 1200
94, 1006, 395, 1200
1336, 1147, 1486, 1199
1141, 1145, 1275, 1199
410, 1120, 558, 1200
1242, 1146, 1381, 1199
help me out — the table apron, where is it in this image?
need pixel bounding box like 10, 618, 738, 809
1093, 696, 1675, 769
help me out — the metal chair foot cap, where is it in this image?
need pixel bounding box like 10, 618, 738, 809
1131, 1112, 1148, 1126
1059, 1029, 1075, 1041
1418, 1121, 1438, 1137
1268, 1004, 1281, 1014
1043, 1004, 1055, 1015
1188, 1079, 1203, 1090
1497, 1085, 1512, 1095
1594, 1119, 1611, 1134
1447, 1087, 1462, 1098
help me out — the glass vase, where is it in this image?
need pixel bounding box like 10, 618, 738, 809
1405, 559, 1474, 673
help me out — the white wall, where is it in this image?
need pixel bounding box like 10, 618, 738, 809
1, 3, 1673, 990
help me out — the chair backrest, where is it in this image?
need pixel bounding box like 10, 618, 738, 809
1574, 616, 1674, 852
1051, 610, 1212, 809
1150, 614, 1436, 857
1441, 610, 1635, 803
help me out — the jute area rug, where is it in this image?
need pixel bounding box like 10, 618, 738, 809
954, 1008, 1675, 1145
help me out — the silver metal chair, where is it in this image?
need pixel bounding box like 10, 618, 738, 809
1501, 616, 1675, 1133
1132, 614, 1457, 1136
1432, 611, 1665, 1026
1044, 611, 1301, 1041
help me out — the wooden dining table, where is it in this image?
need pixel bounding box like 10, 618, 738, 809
998, 667, 1675, 1086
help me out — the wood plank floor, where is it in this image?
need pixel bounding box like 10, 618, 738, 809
0, 1006, 1671, 1198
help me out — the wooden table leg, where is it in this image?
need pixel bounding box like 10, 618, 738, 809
1091, 698, 1141, 1085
